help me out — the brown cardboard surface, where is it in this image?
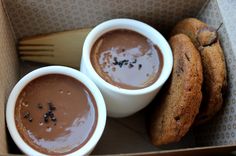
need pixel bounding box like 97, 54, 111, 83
101, 145, 236, 156
218, 0, 236, 56
2, 0, 236, 155
0, 0, 18, 154
3, 0, 206, 39
195, 0, 236, 146
91, 110, 195, 155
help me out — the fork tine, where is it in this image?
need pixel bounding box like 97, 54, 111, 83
19, 52, 54, 56
21, 55, 55, 63
19, 44, 54, 46
19, 45, 53, 51
21, 55, 54, 59
19, 49, 53, 52
18, 43, 54, 56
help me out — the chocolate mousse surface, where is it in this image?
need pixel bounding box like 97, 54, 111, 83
15, 74, 98, 155
91, 29, 163, 89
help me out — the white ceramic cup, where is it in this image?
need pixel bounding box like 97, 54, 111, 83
6, 66, 106, 156
81, 18, 173, 118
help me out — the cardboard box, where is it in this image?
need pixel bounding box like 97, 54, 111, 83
1, 0, 236, 155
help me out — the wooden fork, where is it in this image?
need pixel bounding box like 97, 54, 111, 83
18, 28, 92, 69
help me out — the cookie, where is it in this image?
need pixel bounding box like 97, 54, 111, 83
149, 34, 203, 146
171, 18, 227, 125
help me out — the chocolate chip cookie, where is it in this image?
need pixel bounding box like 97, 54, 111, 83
171, 18, 227, 125
149, 34, 203, 146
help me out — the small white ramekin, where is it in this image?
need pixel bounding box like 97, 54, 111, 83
81, 18, 173, 117
6, 66, 106, 156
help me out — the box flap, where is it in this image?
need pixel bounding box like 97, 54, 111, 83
0, 0, 18, 154
195, 0, 236, 147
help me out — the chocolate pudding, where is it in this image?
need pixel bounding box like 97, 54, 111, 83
90, 29, 163, 89
15, 74, 98, 155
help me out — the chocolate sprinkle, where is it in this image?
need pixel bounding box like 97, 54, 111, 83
48, 102, 56, 111
44, 113, 49, 117
28, 117, 33, 122
37, 103, 43, 109
132, 59, 137, 64
44, 115, 48, 123
22, 102, 58, 124
49, 112, 54, 118
41, 102, 57, 124
128, 63, 134, 68
138, 64, 142, 70
23, 112, 30, 119
51, 117, 57, 122
113, 57, 118, 65
113, 57, 131, 68
23, 111, 33, 122
118, 62, 123, 68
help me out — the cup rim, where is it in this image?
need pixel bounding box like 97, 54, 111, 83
6, 66, 106, 156
82, 18, 173, 95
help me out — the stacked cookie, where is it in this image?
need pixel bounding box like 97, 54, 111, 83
150, 18, 227, 146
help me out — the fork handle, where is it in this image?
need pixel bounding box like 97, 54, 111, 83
19, 28, 92, 69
